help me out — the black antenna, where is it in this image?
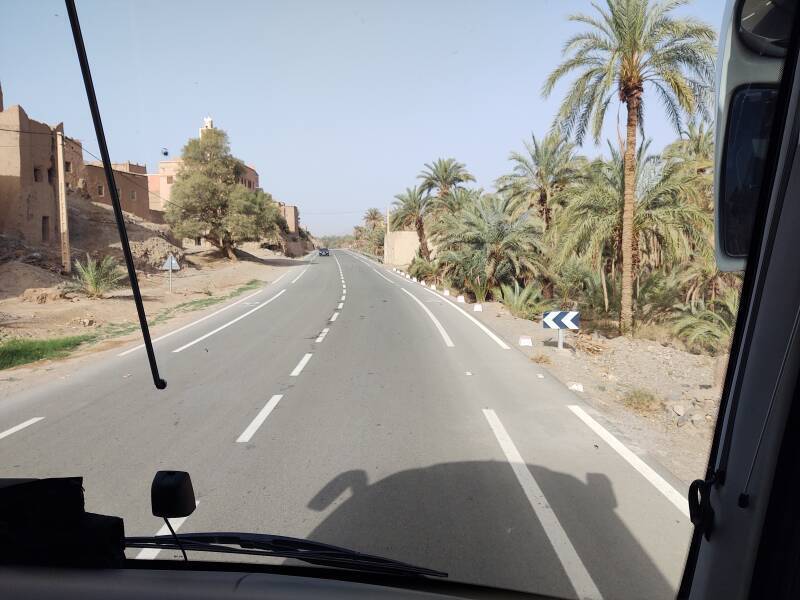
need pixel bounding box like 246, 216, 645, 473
65, 0, 166, 390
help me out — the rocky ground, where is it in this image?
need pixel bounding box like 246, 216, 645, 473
469, 300, 725, 485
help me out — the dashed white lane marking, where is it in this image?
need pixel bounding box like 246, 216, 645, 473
290, 353, 313, 377
118, 272, 289, 356
172, 289, 287, 353
315, 328, 330, 343
237, 395, 283, 443
340, 295, 346, 301
291, 264, 311, 284
418, 285, 510, 349
568, 405, 689, 517
0, 417, 44, 441
337, 302, 344, 309
373, 268, 395, 284
483, 409, 602, 600
400, 288, 454, 348
330, 312, 339, 322
135, 501, 199, 559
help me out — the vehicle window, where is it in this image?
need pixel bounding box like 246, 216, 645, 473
0, 1, 772, 599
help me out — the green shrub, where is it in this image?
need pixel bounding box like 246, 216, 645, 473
68, 254, 126, 298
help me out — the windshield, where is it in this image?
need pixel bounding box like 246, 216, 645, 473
0, 1, 762, 598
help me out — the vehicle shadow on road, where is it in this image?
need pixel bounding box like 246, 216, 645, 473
305, 462, 676, 600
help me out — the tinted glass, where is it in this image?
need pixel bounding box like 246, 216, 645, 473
722, 87, 778, 257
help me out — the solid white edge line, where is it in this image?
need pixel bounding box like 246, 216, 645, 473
291, 264, 311, 284
117, 272, 289, 357
172, 289, 286, 353
0, 417, 44, 441
400, 288, 454, 348
373, 268, 395, 284
418, 284, 510, 349
135, 501, 200, 560
330, 312, 339, 322
483, 409, 602, 600
290, 353, 313, 376
236, 395, 283, 443
567, 405, 689, 517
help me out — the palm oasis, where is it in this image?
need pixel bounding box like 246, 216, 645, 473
336, 0, 734, 357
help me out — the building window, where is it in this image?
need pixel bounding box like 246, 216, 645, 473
166, 176, 173, 184
41, 216, 50, 242
97, 184, 105, 197
130, 189, 137, 201
33, 167, 42, 182
47, 168, 54, 184
65, 161, 73, 173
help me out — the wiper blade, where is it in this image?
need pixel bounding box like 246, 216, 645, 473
125, 531, 447, 578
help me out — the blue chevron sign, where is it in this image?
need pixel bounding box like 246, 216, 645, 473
542, 311, 580, 330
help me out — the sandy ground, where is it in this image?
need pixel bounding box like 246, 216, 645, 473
0, 243, 304, 396
467, 300, 724, 485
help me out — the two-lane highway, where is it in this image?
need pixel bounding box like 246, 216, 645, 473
1, 250, 691, 599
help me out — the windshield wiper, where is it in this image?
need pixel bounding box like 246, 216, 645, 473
125, 532, 447, 578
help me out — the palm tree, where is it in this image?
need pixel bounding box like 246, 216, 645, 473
553, 141, 710, 318
363, 208, 384, 230
543, 0, 715, 334
674, 288, 739, 355
390, 186, 433, 260
497, 131, 583, 231
663, 118, 714, 209
435, 194, 545, 298
418, 158, 475, 198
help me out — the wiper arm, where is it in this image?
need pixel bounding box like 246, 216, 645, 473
125, 531, 447, 578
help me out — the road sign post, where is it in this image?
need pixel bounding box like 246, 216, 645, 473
160, 254, 180, 293
542, 310, 580, 350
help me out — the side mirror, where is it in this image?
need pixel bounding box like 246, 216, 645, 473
151, 471, 195, 519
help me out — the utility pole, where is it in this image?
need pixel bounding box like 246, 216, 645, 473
55, 131, 71, 273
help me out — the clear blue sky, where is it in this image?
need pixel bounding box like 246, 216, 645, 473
1, 0, 724, 235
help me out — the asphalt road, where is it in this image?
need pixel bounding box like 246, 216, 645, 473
0, 250, 692, 599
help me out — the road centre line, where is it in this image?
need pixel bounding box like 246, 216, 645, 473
172, 289, 287, 353
483, 409, 602, 600
400, 288, 454, 348
135, 502, 199, 560
330, 312, 339, 322
291, 264, 311, 284
0, 417, 44, 441
290, 353, 313, 376
568, 405, 689, 517
315, 328, 330, 343
236, 395, 283, 443
341, 295, 346, 301
337, 302, 344, 309
118, 272, 289, 357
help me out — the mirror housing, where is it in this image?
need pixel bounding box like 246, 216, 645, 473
151, 471, 195, 519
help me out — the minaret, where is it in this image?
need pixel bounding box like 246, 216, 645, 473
199, 116, 213, 137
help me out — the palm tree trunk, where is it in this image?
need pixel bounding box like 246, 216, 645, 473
416, 217, 431, 261
620, 96, 639, 335
539, 190, 550, 231
600, 259, 609, 313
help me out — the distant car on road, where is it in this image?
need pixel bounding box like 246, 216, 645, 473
318, 248, 330, 256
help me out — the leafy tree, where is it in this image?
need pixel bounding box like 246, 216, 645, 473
390, 186, 433, 260
418, 158, 475, 199
543, 0, 715, 333
553, 141, 710, 319
435, 194, 545, 297
497, 131, 583, 230
166, 128, 281, 260
363, 208, 384, 230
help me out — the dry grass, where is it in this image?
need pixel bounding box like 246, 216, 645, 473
622, 388, 662, 413
531, 353, 551, 365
